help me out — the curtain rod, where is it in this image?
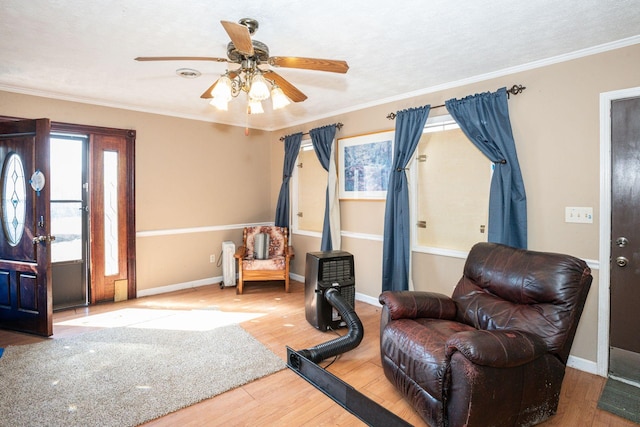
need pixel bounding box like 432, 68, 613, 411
386, 84, 526, 120
280, 122, 343, 141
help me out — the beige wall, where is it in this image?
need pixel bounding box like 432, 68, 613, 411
275, 43, 640, 365
0, 92, 276, 291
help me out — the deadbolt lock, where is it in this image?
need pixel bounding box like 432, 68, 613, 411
615, 236, 629, 248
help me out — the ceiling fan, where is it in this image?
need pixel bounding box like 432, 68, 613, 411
135, 18, 349, 112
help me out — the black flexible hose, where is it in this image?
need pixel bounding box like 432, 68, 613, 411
299, 287, 364, 363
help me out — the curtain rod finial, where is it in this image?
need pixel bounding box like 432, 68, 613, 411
506, 85, 526, 98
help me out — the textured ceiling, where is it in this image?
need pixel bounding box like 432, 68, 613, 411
1, 0, 639, 131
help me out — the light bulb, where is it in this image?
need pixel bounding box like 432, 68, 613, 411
248, 73, 270, 101
271, 86, 291, 110
248, 99, 264, 114
211, 75, 233, 101
209, 97, 229, 111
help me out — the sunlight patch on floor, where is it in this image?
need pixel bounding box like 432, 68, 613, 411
54, 308, 267, 331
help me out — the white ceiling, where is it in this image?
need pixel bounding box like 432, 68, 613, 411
1, 0, 639, 131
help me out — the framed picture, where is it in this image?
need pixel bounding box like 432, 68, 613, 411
338, 130, 394, 200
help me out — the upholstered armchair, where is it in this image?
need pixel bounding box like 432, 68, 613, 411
379, 242, 592, 427
233, 226, 294, 294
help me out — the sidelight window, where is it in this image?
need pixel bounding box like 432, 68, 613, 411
103, 151, 119, 276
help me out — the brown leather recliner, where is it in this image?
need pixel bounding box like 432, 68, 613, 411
379, 242, 592, 427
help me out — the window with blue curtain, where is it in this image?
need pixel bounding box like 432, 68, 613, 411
445, 87, 527, 248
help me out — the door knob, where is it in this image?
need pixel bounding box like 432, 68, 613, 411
32, 235, 56, 244
616, 237, 629, 248
615, 256, 629, 267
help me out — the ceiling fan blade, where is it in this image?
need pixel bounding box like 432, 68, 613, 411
200, 79, 220, 99
220, 20, 254, 57
268, 57, 349, 74
135, 56, 229, 62
265, 71, 307, 102
200, 71, 239, 99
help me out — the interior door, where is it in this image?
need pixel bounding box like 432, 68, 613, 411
0, 119, 53, 336
610, 96, 640, 383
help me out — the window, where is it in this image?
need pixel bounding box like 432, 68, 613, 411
50, 135, 87, 263
292, 141, 327, 235
412, 116, 492, 254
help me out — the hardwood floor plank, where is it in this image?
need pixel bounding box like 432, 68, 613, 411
0, 280, 633, 426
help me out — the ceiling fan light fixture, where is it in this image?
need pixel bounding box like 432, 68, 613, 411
209, 96, 229, 111
248, 73, 270, 101
247, 99, 264, 114
271, 85, 291, 110
211, 74, 233, 101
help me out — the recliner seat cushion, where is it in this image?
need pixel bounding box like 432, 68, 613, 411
381, 318, 476, 402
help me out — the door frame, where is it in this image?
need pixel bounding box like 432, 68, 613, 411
52, 121, 136, 302
1, 116, 137, 305
598, 86, 640, 377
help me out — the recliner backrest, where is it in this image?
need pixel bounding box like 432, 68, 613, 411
452, 242, 592, 363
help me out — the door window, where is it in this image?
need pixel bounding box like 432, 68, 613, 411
50, 136, 87, 263
103, 150, 119, 276
1, 153, 26, 246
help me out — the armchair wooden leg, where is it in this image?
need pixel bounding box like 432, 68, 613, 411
237, 270, 244, 294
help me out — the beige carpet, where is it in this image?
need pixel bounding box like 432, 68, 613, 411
0, 322, 285, 427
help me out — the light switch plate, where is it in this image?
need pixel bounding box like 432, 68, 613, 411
565, 207, 593, 223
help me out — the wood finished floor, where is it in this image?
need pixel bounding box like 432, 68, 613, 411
0, 280, 635, 426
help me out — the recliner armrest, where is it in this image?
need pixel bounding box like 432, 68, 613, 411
446, 329, 548, 368
379, 291, 457, 320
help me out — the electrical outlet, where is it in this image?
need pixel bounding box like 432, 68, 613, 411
209, 254, 215, 263
565, 207, 593, 223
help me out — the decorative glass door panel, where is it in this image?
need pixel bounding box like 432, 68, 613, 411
1, 153, 27, 248
103, 150, 119, 276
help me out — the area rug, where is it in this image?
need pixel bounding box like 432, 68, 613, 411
0, 324, 285, 427
597, 378, 640, 424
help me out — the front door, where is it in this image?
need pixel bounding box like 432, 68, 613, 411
610, 96, 640, 384
0, 119, 53, 336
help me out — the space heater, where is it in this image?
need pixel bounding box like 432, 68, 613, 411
221, 241, 236, 287
305, 250, 355, 331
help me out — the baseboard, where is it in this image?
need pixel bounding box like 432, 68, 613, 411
355, 292, 381, 306
137, 276, 222, 297
290, 272, 304, 283
567, 355, 599, 375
